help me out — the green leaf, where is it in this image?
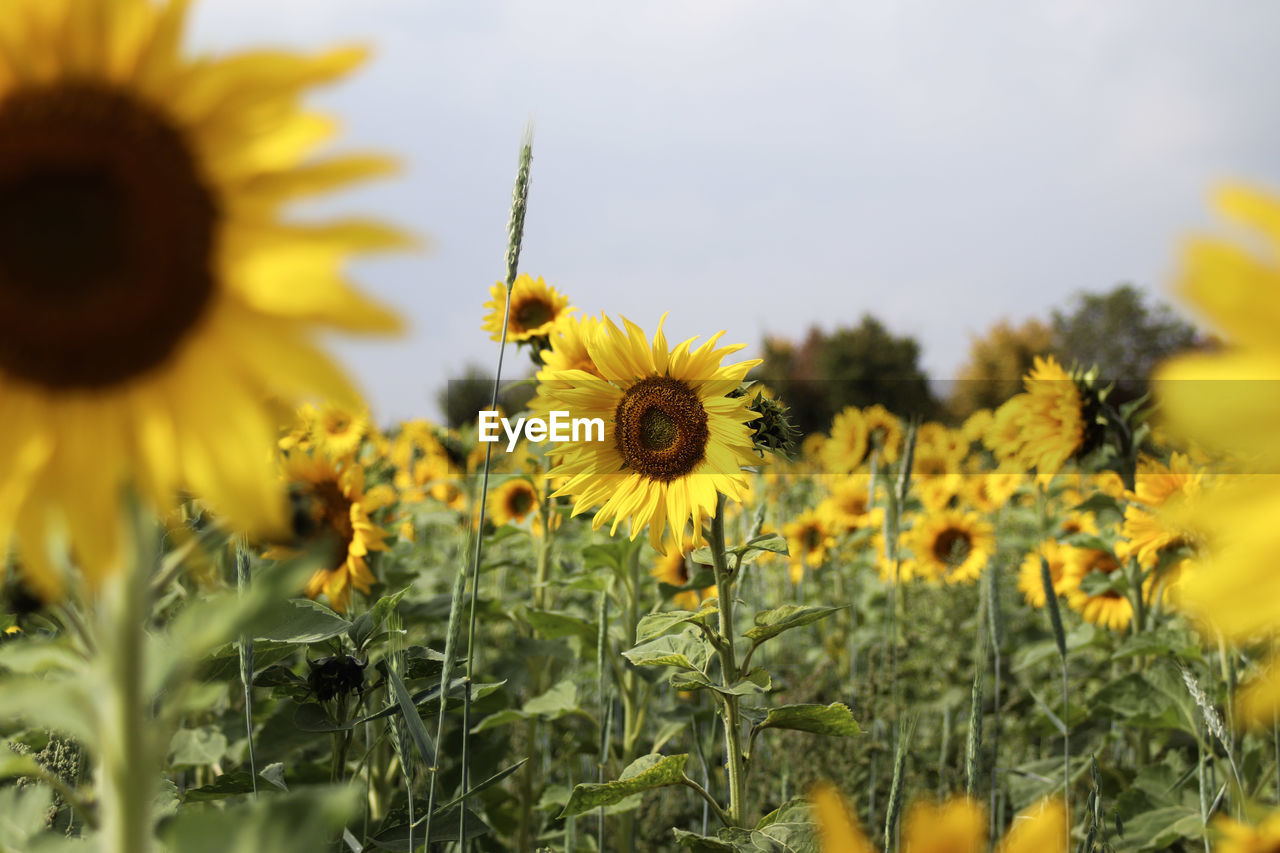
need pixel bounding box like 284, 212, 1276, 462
673, 828, 738, 851
523, 679, 580, 717
169, 726, 228, 767
182, 772, 259, 802
635, 607, 718, 643
1089, 661, 1199, 734
739, 532, 789, 555
720, 799, 820, 851
1111, 805, 1203, 853
744, 605, 841, 644
0, 675, 94, 742
670, 668, 771, 697
255, 599, 351, 644
164, 786, 359, 850
366, 807, 491, 849
522, 607, 597, 644
385, 656, 437, 768
0, 785, 54, 847
754, 703, 862, 738
623, 633, 710, 672
558, 753, 689, 818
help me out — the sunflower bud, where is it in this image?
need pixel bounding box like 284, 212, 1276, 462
736, 384, 801, 460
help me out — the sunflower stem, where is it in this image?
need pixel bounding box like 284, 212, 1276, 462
709, 493, 748, 828
97, 499, 159, 853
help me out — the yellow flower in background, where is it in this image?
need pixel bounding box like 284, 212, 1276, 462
811, 788, 1066, 853
1062, 547, 1132, 631
810, 783, 876, 853
916, 421, 967, 460
910, 510, 994, 585
539, 315, 760, 554
482, 273, 573, 343
802, 432, 829, 465
539, 312, 605, 378
1055, 509, 1099, 540
0, 0, 405, 599
862, 404, 903, 463
1118, 453, 1203, 569
1018, 540, 1073, 608
490, 477, 540, 526
819, 476, 882, 534
995, 799, 1067, 853
822, 407, 869, 474
963, 469, 1024, 513
901, 798, 986, 853
273, 453, 394, 614
314, 403, 370, 461
1211, 812, 1280, 853
1019, 356, 1084, 473
784, 508, 835, 583
913, 446, 966, 512
651, 539, 716, 609
960, 409, 994, 445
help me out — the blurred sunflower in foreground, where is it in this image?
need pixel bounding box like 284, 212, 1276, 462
0, 0, 405, 598
536, 315, 760, 553
810, 784, 1065, 853
1156, 185, 1280, 726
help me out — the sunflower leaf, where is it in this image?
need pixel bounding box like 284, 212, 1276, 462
744, 605, 842, 644
635, 607, 719, 644
558, 754, 689, 818
623, 632, 710, 672
754, 703, 863, 738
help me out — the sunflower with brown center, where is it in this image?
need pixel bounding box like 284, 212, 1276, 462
482, 273, 573, 342
783, 508, 835, 583
910, 510, 994, 585
538, 315, 759, 553
819, 476, 882, 534
491, 477, 540, 526
861, 404, 903, 463
0, 0, 406, 598
1061, 547, 1132, 631
271, 453, 394, 613
1017, 540, 1074, 608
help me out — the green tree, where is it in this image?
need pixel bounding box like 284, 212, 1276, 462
1051, 284, 1201, 402
949, 318, 1054, 418
756, 315, 938, 435
437, 365, 536, 430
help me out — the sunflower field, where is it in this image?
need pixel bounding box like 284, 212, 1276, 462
3, 2, 1280, 853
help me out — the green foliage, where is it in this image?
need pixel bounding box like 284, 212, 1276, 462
756, 315, 939, 434
1051, 284, 1202, 403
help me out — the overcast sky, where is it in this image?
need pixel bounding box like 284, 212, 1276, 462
191, 1, 1280, 424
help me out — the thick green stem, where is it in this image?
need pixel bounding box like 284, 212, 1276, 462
708, 494, 748, 827
97, 547, 154, 853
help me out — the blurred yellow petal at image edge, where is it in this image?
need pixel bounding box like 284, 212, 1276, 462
0, 0, 407, 597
